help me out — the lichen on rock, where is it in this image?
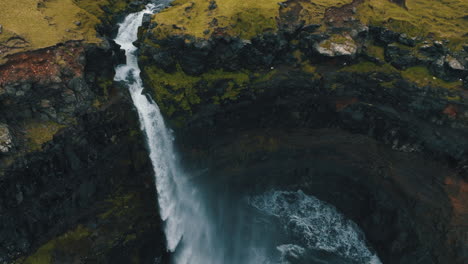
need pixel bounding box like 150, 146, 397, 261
0, 123, 13, 153
315, 34, 357, 57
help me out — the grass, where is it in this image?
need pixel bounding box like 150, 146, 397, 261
15, 191, 157, 264
340, 61, 398, 74
143, 64, 251, 117
357, 0, 468, 50
150, 0, 280, 39
365, 44, 385, 61
19, 225, 91, 264
280, 0, 353, 25
0, 0, 132, 62
401, 66, 463, 90
340, 62, 463, 90
150, 0, 353, 39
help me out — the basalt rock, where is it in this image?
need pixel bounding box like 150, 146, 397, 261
0, 22, 165, 264
138, 5, 468, 263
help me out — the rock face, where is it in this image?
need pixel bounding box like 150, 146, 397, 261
0, 1, 167, 263
136, 0, 468, 263
0, 0, 467, 263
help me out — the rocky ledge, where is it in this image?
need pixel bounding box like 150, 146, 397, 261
136, 0, 468, 263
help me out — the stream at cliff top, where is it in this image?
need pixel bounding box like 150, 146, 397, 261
113, 2, 381, 264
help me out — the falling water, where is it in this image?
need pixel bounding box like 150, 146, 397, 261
113, 2, 381, 264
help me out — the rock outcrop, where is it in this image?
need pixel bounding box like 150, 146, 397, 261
0, 1, 167, 263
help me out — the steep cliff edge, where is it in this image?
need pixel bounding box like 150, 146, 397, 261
137, 0, 468, 263
0, 1, 166, 263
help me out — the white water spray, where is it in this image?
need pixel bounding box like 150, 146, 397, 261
113, 3, 381, 264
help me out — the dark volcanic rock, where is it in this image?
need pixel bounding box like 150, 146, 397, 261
138, 17, 468, 263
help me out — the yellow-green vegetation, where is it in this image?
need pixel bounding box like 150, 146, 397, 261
318, 34, 355, 50
446, 95, 461, 101
99, 193, 135, 219
23, 121, 66, 151
340, 62, 463, 91
402, 66, 462, 90
15, 192, 152, 264
143, 65, 250, 116
20, 225, 91, 264
340, 61, 398, 74
150, 0, 355, 39
150, 0, 280, 39
357, 0, 468, 49
0, 0, 132, 62
280, 0, 353, 25
365, 44, 385, 61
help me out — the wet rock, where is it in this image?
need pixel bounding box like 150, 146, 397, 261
152, 50, 176, 72
385, 43, 420, 69
142, 13, 152, 28
398, 33, 416, 47
0, 123, 13, 153
301, 24, 321, 33
370, 26, 400, 44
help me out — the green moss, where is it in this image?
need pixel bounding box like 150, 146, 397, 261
357, 0, 468, 50
366, 44, 385, 61
381, 81, 396, 89
319, 34, 354, 50
150, 0, 354, 39
340, 61, 398, 74
23, 121, 66, 152
151, 0, 279, 39
253, 69, 278, 83
143, 65, 202, 116
402, 66, 462, 90
22, 225, 91, 264
446, 95, 461, 101
279, 0, 353, 25
99, 194, 135, 220
0, 0, 133, 61
143, 65, 251, 117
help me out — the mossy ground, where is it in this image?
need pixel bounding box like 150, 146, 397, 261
150, 0, 280, 39
401, 66, 463, 90
357, 0, 468, 49
340, 61, 398, 74
280, 0, 353, 25
18, 225, 91, 264
23, 121, 66, 152
150, 0, 354, 39
340, 61, 463, 91
0, 0, 133, 62
15, 192, 160, 264
143, 64, 251, 115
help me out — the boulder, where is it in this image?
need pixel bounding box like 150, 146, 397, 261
445, 56, 465, 71
314, 34, 357, 57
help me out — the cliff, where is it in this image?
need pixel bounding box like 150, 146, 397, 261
0, 0, 467, 263
0, 1, 166, 263
137, 0, 468, 263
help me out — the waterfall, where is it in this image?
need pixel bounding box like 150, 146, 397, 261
113, 3, 382, 264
